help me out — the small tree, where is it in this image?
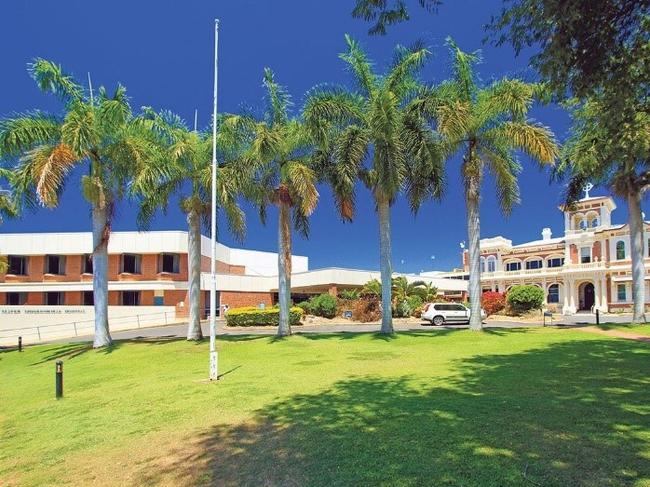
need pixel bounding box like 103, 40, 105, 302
507, 285, 544, 314
482, 291, 506, 316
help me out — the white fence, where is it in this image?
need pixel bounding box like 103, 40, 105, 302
0, 306, 180, 346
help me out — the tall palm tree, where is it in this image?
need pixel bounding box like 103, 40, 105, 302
304, 36, 444, 334
0, 60, 166, 347
134, 109, 250, 340
245, 69, 319, 337
419, 39, 558, 330
560, 97, 650, 324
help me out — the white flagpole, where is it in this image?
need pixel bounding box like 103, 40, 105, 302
209, 18, 220, 381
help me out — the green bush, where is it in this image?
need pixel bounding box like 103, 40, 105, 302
225, 306, 304, 327
296, 301, 312, 314
338, 288, 360, 300
307, 293, 338, 318
393, 300, 411, 318
407, 295, 423, 314
506, 285, 544, 314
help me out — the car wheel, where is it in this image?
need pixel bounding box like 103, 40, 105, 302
432, 315, 445, 326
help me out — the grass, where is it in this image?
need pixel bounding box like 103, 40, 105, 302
2, 328, 650, 486
596, 322, 650, 336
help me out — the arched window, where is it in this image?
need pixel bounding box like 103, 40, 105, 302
505, 261, 521, 272
591, 217, 599, 227
616, 240, 626, 260
525, 258, 543, 270
579, 219, 588, 231
487, 256, 496, 273
548, 284, 560, 303
480, 257, 486, 273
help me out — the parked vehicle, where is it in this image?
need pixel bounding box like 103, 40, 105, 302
421, 303, 486, 326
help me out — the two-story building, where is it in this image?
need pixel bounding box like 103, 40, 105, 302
462, 193, 650, 314
0, 230, 468, 320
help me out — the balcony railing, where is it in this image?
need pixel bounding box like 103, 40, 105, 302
482, 261, 606, 279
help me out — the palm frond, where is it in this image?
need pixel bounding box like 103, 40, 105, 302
263, 68, 292, 127
28, 59, 84, 103
21, 143, 78, 207
0, 112, 61, 157
487, 121, 559, 165
445, 37, 481, 102
340, 35, 377, 96
480, 142, 521, 215
283, 161, 319, 216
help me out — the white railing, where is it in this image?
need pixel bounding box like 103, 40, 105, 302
0, 310, 179, 345
482, 261, 606, 279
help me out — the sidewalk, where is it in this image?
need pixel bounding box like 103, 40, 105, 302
574, 326, 650, 343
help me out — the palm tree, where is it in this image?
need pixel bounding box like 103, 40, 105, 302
0, 60, 166, 347
391, 276, 428, 303
418, 281, 439, 302
361, 278, 382, 298
419, 39, 558, 330
245, 69, 319, 337
304, 36, 444, 334
133, 110, 250, 340
560, 97, 650, 324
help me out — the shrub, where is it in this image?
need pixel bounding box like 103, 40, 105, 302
407, 295, 423, 315
482, 291, 506, 316
225, 306, 304, 327
506, 285, 544, 314
338, 288, 360, 300
353, 297, 381, 322
393, 300, 411, 318
305, 293, 338, 318
296, 301, 312, 314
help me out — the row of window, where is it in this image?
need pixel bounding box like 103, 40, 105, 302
483, 257, 565, 273
6, 291, 143, 306
5, 253, 181, 276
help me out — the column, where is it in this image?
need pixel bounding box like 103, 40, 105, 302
594, 279, 601, 311
601, 276, 608, 312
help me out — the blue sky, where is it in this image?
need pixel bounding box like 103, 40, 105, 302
0, 0, 641, 272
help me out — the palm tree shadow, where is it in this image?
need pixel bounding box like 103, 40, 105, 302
132, 337, 650, 486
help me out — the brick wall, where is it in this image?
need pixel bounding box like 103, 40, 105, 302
570, 245, 578, 264
200, 256, 246, 275
220, 291, 274, 309
593, 241, 601, 261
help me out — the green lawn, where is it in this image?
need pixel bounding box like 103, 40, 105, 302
597, 322, 650, 336
2, 328, 650, 486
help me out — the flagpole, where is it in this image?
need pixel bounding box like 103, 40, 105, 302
209, 18, 220, 381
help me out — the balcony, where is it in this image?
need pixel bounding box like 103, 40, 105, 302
482, 261, 606, 280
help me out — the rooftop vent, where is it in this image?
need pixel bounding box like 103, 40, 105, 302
542, 228, 552, 241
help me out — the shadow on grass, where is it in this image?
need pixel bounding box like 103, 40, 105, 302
134, 338, 650, 486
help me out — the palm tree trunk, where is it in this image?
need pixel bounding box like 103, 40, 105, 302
466, 167, 483, 331
277, 200, 292, 336
628, 190, 646, 324
186, 209, 203, 340
92, 206, 112, 348
377, 195, 393, 334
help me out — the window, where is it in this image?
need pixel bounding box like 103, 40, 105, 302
6, 292, 27, 305
487, 257, 496, 273
121, 254, 142, 274
525, 259, 543, 270
121, 291, 140, 306
547, 257, 565, 268
7, 255, 27, 275
45, 255, 66, 275
617, 284, 627, 302
579, 219, 588, 230
82, 291, 94, 305
547, 284, 559, 304
159, 253, 180, 274
616, 240, 626, 260
580, 247, 591, 264
505, 261, 521, 272
82, 254, 93, 274
44, 292, 64, 305
591, 217, 599, 228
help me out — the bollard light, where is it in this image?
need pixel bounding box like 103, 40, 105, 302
55, 360, 63, 399
18, 336, 22, 352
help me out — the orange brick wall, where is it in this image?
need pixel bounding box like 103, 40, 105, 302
570, 245, 578, 264
220, 291, 274, 309
200, 256, 246, 275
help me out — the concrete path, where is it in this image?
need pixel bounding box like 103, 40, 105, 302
574, 326, 650, 343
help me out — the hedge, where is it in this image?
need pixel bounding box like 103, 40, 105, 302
506, 285, 544, 313
225, 306, 304, 327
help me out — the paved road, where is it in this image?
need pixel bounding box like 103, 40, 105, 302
61, 313, 624, 343
5, 312, 631, 347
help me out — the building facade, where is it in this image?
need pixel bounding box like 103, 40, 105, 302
0, 231, 468, 319
462, 195, 650, 314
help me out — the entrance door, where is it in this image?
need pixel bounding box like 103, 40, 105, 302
582, 283, 595, 311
